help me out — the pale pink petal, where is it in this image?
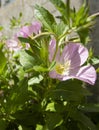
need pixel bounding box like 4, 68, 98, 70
25, 43, 30, 50
73, 65, 97, 85
30, 21, 42, 34
49, 70, 71, 81
20, 26, 30, 38
78, 43, 88, 65
61, 43, 88, 68
60, 43, 81, 66
6, 39, 18, 47
49, 39, 56, 62
6, 39, 22, 52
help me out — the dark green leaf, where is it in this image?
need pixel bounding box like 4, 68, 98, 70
71, 111, 97, 130
34, 5, 56, 31
78, 104, 99, 112
47, 80, 91, 101
6, 79, 29, 113
46, 112, 63, 129
18, 37, 32, 44
0, 119, 7, 130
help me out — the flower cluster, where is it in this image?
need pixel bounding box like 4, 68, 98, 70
5, 22, 96, 85
6, 21, 41, 51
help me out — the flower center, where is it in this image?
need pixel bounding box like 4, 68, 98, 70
55, 60, 71, 75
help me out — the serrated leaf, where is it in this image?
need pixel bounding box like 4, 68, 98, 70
49, 0, 66, 15
49, 0, 71, 24
34, 5, 56, 31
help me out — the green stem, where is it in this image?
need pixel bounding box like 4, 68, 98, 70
31, 32, 55, 40
58, 28, 76, 41
52, 40, 58, 62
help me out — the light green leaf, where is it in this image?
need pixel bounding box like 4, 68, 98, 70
46, 102, 56, 112
19, 50, 36, 70
0, 49, 6, 74
36, 124, 43, 130
91, 57, 99, 65
28, 75, 43, 86
33, 65, 48, 72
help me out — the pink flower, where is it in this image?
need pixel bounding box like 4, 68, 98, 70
49, 39, 96, 85
6, 39, 22, 52
17, 21, 42, 38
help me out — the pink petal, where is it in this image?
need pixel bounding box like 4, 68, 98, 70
78, 43, 88, 65
20, 26, 31, 38
30, 21, 42, 34
49, 39, 56, 62
60, 43, 80, 66
49, 38, 61, 62
49, 70, 71, 81
73, 65, 97, 85
6, 39, 18, 47
60, 43, 88, 68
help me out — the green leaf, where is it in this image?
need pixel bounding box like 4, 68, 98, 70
49, 0, 71, 25
46, 102, 56, 112
6, 79, 29, 113
34, 5, 56, 31
0, 49, 6, 74
78, 104, 99, 112
71, 111, 97, 130
46, 113, 63, 130
47, 80, 91, 101
0, 119, 7, 130
28, 75, 43, 86
75, 3, 89, 26
19, 50, 37, 70
49, 0, 66, 15
33, 65, 48, 72
53, 22, 68, 38
18, 37, 32, 43
36, 124, 43, 130
91, 56, 99, 65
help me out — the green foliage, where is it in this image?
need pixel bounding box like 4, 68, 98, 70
46, 80, 91, 101
0, 49, 6, 74
10, 12, 22, 29
35, 5, 56, 31
0, 0, 98, 130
